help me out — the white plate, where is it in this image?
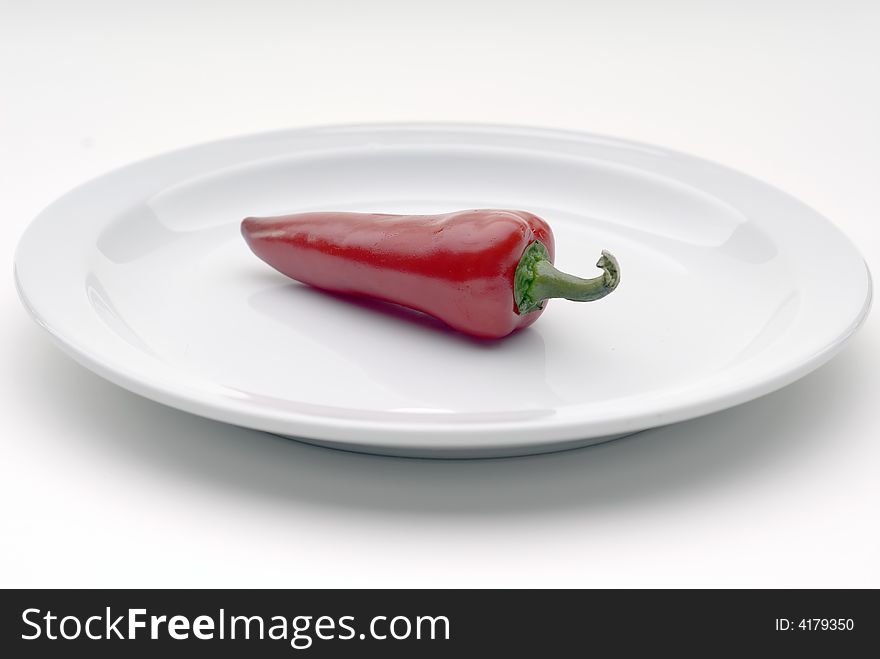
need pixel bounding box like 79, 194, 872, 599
15, 123, 872, 458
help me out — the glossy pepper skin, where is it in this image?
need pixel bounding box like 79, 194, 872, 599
241, 210, 619, 339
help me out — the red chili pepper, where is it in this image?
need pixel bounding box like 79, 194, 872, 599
241, 210, 619, 339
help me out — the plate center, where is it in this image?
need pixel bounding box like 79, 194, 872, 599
84, 146, 799, 417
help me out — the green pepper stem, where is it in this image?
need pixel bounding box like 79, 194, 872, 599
514, 242, 620, 315
530, 250, 620, 303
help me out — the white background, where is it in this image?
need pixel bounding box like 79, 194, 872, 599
1, 0, 878, 587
